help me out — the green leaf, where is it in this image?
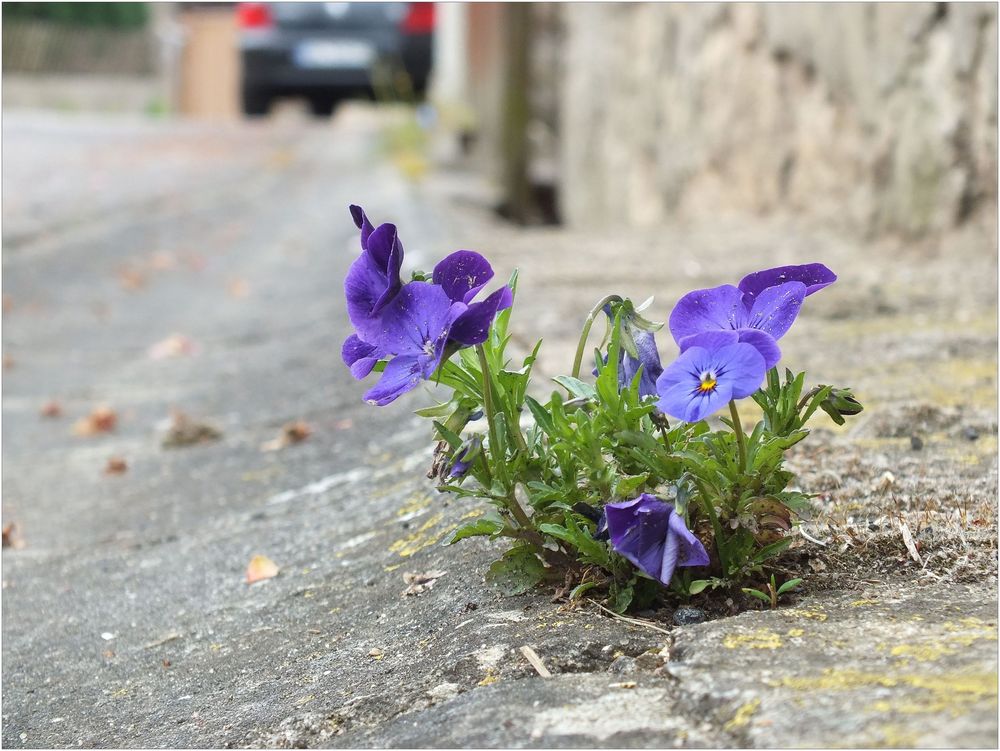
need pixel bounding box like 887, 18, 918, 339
485, 545, 546, 596
569, 581, 599, 600
776, 578, 803, 595
524, 395, 555, 436
608, 581, 634, 613
752, 536, 793, 564
742, 588, 772, 604
446, 517, 505, 544
552, 375, 597, 400
688, 579, 711, 595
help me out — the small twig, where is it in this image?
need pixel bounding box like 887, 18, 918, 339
519, 645, 552, 678
587, 599, 673, 637
798, 527, 829, 547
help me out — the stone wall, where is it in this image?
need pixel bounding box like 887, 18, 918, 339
556, 3, 997, 236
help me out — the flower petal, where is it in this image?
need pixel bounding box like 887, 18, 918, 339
363, 355, 424, 406
668, 285, 747, 344
678, 330, 740, 354
433, 250, 495, 304
683, 381, 733, 422
738, 263, 836, 306
344, 252, 393, 342
716, 342, 766, 400
449, 286, 513, 346
366, 223, 404, 292
743, 281, 806, 340
376, 282, 466, 357
342, 334, 381, 379
349, 204, 375, 250
605, 495, 670, 581
667, 511, 710, 568
735, 329, 782, 370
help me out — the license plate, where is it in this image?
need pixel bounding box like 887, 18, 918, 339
293, 39, 374, 69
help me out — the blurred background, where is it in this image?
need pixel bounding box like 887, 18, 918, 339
3, 1, 996, 231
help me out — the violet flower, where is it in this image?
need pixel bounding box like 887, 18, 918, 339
604, 494, 709, 586
594, 305, 663, 398
342, 206, 512, 405
362, 282, 466, 406
448, 435, 483, 479
655, 331, 766, 422
668, 263, 836, 370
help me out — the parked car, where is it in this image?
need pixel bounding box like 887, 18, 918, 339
237, 2, 434, 116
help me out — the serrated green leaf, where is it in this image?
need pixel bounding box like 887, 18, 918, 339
446, 517, 505, 544
552, 375, 597, 400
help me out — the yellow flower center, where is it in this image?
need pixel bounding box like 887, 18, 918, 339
698, 370, 718, 393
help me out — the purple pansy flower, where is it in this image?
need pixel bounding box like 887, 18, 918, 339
342, 206, 512, 406
668, 263, 835, 370
362, 282, 466, 406
604, 494, 709, 586
655, 331, 766, 422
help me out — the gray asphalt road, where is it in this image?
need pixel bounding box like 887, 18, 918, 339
0, 108, 455, 747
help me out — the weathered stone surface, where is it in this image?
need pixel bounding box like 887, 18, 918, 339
554, 3, 997, 237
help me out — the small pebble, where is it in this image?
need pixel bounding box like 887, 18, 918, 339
962, 426, 980, 441
673, 607, 706, 626
608, 655, 637, 674
910, 435, 924, 451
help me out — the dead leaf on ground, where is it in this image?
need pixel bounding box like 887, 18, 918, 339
161, 409, 222, 449
148, 334, 198, 360
246, 554, 279, 584
148, 252, 176, 271
402, 570, 447, 596
898, 519, 923, 565
117, 267, 146, 291
39, 400, 62, 418
104, 457, 128, 475
73, 406, 118, 436
260, 420, 312, 452
3, 522, 26, 549
227, 279, 250, 298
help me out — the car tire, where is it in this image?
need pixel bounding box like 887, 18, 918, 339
241, 86, 272, 117
309, 95, 339, 118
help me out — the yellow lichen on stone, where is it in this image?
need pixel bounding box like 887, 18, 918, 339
723, 698, 761, 732
782, 607, 828, 622
851, 599, 879, 607
942, 618, 998, 647
888, 643, 957, 663
723, 629, 783, 650
388, 513, 459, 557
786, 628, 805, 637
396, 495, 431, 518
478, 669, 500, 686
461, 509, 485, 519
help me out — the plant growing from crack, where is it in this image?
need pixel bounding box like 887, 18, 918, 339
342, 205, 863, 613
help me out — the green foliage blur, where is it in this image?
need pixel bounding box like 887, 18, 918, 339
2, 3, 148, 29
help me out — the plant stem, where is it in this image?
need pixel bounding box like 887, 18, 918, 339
476, 344, 533, 530
571, 294, 623, 379
729, 399, 748, 474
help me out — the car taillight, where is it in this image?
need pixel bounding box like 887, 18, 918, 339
238, 3, 272, 29
401, 2, 434, 34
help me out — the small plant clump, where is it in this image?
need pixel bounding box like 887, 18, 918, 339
342, 205, 864, 613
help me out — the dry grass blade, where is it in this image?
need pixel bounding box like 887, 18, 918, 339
898, 518, 923, 565
519, 645, 552, 678
587, 599, 673, 636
